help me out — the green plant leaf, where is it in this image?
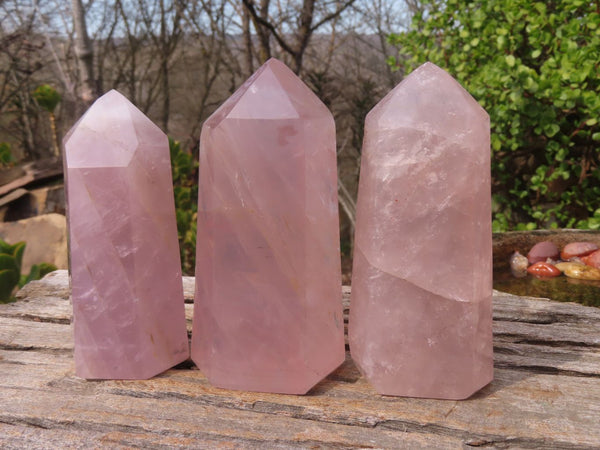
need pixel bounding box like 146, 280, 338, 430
0, 269, 18, 303
0, 255, 20, 300
544, 124, 560, 137
12, 242, 26, 272
37, 263, 57, 278
170, 136, 198, 274
21, 265, 41, 288
0, 253, 19, 273
32, 84, 61, 113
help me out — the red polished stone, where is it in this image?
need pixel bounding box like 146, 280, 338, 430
561, 242, 599, 260
63, 90, 189, 379
191, 59, 345, 394
349, 63, 493, 399
581, 250, 600, 269
527, 261, 561, 278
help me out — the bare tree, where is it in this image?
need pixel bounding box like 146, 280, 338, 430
0, 2, 49, 159
241, 0, 357, 74
71, 0, 97, 105
177, 0, 243, 145
0, 0, 420, 175
241, 5, 254, 76
108, 0, 150, 104
125, 0, 183, 132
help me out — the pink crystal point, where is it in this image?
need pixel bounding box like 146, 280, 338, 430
63, 90, 189, 379
191, 58, 345, 394
348, 62, 493, 399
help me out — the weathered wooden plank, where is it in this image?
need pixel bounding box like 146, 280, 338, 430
0, 304, 194, 338
0, 317, 72, 353
4, 290, 599, 375
493, 342, 600, 377
14, 271, 195, 300
0, 296, 71, 324
493, 289, 600, 324
1, 271, 599, 448
2, 342, 600, 449
2, 334, 600, 447
14, 271, 600, 324
494, 319, 600, 348
7, 271, 194, 332
2, 349, 599, 449
0, 386, 468, 449
14, 270, 72, 300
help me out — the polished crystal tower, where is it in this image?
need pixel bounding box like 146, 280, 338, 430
63, 90, 189, 379
349, 63, 493, 399
191, 58, 345, 394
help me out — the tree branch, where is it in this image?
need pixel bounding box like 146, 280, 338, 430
310, 0, 356, 32
241, 0, 295, 56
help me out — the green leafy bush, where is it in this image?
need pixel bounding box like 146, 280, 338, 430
170, 138, 198, 275
0, 239, 57, 303
388, 0, 600, 231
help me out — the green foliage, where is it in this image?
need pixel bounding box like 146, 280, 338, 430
20, 263, 58, 288
0, 142, 13, 166
0, 239, 57, 303
388, 0, 600, 231
170, 137, 198, 275
32, 84, 61, 113
576, 208, 600, 230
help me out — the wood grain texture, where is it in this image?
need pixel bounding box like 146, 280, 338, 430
1, 271, 599, 449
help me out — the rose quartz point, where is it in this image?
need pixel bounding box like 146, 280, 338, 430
63, 90, 189, 379
191, 58, 345, 394
349, 62, 494, 399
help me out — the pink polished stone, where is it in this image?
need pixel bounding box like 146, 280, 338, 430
191, 58, 345, 394
527, 241, 559, 264
349, 62, 493, 399
63, 90, 189, 379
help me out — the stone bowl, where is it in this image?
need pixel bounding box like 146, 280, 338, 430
493, 229, 600, 271
493, 229, 600, 307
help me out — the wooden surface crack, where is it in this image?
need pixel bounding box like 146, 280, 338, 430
0, 312, 70, 325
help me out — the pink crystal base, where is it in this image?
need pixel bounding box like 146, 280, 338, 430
64, 90, 189, 379
350, 250, 493, 399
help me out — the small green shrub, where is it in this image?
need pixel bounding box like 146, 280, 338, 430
20, 262, 58, 288
32, 84, 61, 113
170, 138, 198, 275
0, 239, 57, 303
388, 0, 600, 231
32, 84, 62, 156
0, 142, 13, 166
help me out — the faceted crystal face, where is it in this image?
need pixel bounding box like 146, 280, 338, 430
191, 58, 345, 394
63, 90, 189, 380
349, 63, 493, 399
